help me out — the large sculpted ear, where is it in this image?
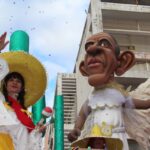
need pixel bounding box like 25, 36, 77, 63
115, 51, 135, 76
79, 61, 88, 76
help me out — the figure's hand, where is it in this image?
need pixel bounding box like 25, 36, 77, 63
68, 128, 81, 142
0, 32, 9, 51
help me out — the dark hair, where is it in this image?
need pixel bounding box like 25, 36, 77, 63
2, 72, 26, 109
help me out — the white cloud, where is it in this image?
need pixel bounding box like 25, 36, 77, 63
43, 61, 67, 82
1, 0, 89, 59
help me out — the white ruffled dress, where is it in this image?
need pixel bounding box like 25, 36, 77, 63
80, 88, 133, 150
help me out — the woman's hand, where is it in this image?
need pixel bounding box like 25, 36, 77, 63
0, 32, 9, 51
36, 123, 47, 133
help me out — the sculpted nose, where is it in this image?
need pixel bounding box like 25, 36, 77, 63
87, 43, 97, 51
87, 44, 98, 56
87, 48, 101, 57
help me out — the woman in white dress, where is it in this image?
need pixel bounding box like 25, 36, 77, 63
0, 32, 47, 150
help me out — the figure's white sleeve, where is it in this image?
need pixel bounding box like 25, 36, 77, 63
0, 94, 18, 125
0, 57, 9, 81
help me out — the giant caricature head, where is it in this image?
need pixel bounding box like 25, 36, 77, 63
79, 32, 135, 87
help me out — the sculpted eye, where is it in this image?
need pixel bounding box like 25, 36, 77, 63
98, 39, 111, 48
85, 41, 94, 50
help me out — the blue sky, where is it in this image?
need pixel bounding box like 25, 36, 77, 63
0, 0, 90, 107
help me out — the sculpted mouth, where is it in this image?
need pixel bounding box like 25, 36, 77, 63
88, 59, 104, 68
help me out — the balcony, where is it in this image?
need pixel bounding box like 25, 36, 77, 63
101, 0, 150, 5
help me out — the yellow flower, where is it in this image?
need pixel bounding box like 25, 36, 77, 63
101, 122, 113, 137
90, 122, 113, 137
90, 124, 102, 136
